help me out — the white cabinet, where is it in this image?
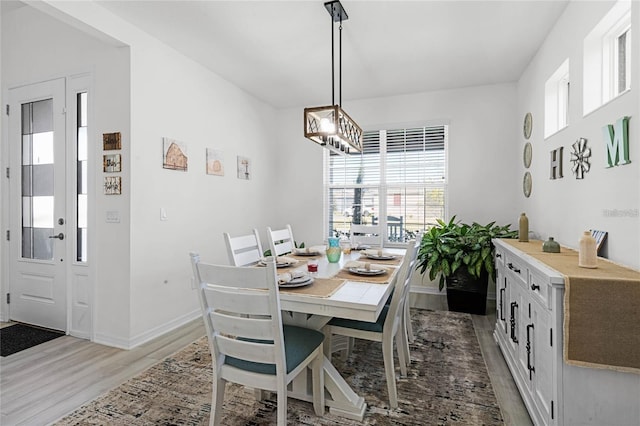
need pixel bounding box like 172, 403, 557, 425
492, 239, 640, 426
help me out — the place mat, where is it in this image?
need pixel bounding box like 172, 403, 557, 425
500, 239, 640, 373
279, 278, 346, 298
356, 252, 404, 266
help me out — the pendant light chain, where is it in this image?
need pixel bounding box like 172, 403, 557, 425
339, 17, 343, 107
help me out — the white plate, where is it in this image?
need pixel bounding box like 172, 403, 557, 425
365, 254, 396, 261
259, 259, 296, 268
280, 277, 314, 288
348, 267, 386, 276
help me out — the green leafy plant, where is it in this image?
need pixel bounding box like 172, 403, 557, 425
416, 216, 517, 291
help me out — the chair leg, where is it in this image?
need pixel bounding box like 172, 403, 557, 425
400, 315, 411, 368
276, 382, 287, 426
382, 338, 398, 408
397, 332, 408, 377
210, 378, 226, 426
311, 349, 325, 416
405, 301, 415, 343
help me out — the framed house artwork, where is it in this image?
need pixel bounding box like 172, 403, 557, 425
237, 156, 250, 180
104, 176, 122, 195
103, 132, 122, 150
103, 154, 121, 173
163, 137, 188, 171
206, 148, 224, 176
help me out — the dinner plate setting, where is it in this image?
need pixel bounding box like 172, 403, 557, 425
347, 267, 387, 276
278, 271, 314, 288
362, 249, 397, 261
259, 256, 298, 268
292, 246, 325, 256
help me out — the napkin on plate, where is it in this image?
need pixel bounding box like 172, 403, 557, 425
293, 246, 325, 255
278, 270, 307, 284
276, 256, 297, 264
344, 260, 389, 272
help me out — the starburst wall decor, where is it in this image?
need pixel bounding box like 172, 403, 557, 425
570, 137, 591, 179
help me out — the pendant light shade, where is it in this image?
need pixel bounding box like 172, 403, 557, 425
304, 0, 363, 155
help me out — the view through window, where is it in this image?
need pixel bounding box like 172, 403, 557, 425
326, 125, 447, 245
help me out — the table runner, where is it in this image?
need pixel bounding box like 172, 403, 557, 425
278, 278, 346, 298
500, 239, 640, 373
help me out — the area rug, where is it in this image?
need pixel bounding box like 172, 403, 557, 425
56, 310, 503, 425
0, 323, 65, 357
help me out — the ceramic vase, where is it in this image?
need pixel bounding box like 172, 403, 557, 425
326, 237, 342, 263
542, 237, 560, 253
519, 213, 529, 242
578, 231, 597, 268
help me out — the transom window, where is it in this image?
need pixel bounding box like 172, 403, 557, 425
325, 124, 447, 245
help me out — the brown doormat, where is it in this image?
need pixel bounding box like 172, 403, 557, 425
55, 310, 503, 425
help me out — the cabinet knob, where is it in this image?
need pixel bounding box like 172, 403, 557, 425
531, 283, 540, 291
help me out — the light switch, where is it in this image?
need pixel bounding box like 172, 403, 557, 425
160, 208, 168, 221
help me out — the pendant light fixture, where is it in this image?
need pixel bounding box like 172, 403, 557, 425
304, 0, 363, 155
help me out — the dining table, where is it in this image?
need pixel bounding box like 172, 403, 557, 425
274, 247, 406, 421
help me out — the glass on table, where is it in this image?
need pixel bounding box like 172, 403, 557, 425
307, 259, 318, 274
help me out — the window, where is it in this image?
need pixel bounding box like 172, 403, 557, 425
76, 92, 88, 262
325, 124, 447, 245
584, 0, 631, 115
544, 59, 570, 138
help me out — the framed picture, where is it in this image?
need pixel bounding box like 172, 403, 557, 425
237, 156, 250, 180
206, 148, 224, 176
104, 176, 122, 195
163, 137, 188, 171
103, 132, 122, 150
103, 154, 122, 173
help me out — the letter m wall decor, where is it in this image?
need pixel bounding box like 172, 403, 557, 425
603, 116, 631, 167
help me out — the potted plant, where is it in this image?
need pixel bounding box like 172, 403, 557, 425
416, 216, 517, 314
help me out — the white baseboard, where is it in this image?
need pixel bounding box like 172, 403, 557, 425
94, 309, 201, 350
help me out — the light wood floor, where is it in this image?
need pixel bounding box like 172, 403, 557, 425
0, 310, 531, 426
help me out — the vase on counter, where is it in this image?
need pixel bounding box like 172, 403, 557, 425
578, 231, 598, 268
518, 213, 529, 242
326, 237, 342, 263
542, 237, 560, 253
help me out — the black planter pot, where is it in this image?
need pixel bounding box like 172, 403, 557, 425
445, 269, 489, 315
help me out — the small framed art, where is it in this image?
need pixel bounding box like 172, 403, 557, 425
103, 154, 122, 173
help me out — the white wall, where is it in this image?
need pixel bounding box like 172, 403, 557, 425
276, 83, 520, 295
2, 1, 281, 347
516, 1, 640, 269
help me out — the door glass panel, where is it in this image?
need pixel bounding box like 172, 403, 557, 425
21, 99, 54, 260
77, 92, 88, 262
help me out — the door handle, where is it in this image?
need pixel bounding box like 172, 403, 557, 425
49, 233, 64, 240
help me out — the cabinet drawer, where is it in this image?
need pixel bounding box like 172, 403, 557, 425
505, 253, 527, 285
528, 268, 550, 309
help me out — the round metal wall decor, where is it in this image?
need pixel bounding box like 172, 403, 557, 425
570, 137, 591, 179
523, 142, 532, 168
523, 172, 532, 198
523, 113, 533, 139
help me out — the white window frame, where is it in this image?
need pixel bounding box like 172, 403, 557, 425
324, 124, 448, 247
544, 59, 570, 138
583, 0, 631, 115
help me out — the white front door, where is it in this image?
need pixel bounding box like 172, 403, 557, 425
8, 78, 67, 331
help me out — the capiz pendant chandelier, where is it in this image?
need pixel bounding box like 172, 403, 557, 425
304, 0, 363, 155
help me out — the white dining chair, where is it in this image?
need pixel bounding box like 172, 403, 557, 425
190, 253, 325, 425
350, 224, 383, 248
322, 237, 420, 408
267, 224, 296, 257
224, 229, 264, 266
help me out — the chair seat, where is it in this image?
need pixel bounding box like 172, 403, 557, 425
328, 305, 390, 333
225, 325, 324, 375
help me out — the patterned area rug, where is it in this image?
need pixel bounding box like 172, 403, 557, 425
56, 310, 503, 425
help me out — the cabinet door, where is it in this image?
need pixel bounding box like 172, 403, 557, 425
496, 268, 509, 337
531, 302, 554, 424
506, 278, 527, 383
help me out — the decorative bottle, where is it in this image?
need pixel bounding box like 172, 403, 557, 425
578, 231, 598, 268
518, 213, 529, 242
542, 237, 560, 253
326, 237, 342, 263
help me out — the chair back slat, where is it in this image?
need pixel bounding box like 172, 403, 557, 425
210, 312, 275, 340
216, 334, 277, 365
224, 229, 264, 266
204, 286, 272, 316
350, 224, 383, 247
267, 224, 296, 256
